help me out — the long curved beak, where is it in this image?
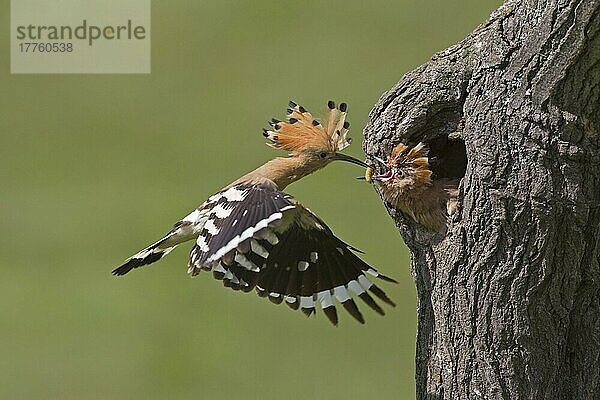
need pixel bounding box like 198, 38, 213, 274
332, 153, 369, 168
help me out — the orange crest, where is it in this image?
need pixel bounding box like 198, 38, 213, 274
389, 142, 433, 184
262, 100, 352, 154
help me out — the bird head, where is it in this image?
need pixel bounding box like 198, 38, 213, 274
368, 142, 433, 195
262, 100, 367, 171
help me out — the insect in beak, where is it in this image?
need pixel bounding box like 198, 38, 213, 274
356, 155, 389, 182
359, 167, 374, 183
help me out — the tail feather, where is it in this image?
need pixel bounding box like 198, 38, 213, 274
112, 230, 179, 277
113, 218, 201, 276
112, 246, 176, 276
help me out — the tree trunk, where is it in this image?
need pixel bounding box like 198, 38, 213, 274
363, 1, 600, 399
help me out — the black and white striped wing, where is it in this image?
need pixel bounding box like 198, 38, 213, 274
188, 183, 296, 270
188, 181, 396, 325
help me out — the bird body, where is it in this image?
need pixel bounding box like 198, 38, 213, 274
370, 142, 458, 231
114, 101, 396, 325
385, 177, 458, 231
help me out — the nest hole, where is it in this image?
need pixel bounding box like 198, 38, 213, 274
426, 136, 467, 182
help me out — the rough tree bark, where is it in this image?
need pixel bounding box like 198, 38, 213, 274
363, 1, 600, 399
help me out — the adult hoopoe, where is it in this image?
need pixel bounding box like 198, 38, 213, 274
113, 100, 396, 325
365, 142, 459, 231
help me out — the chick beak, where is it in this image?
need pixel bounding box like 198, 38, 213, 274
371, 169, 395, 182
373, 156, 388, 166
332, 153, 369, 168
356, 155, 390, 181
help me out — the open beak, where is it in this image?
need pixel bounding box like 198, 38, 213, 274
332, 153, 369, 168
355, 155, 390, 181
371, 169, 395, 182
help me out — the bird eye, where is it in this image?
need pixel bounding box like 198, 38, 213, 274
394, 168, 405, 178
319, 152, 327, 159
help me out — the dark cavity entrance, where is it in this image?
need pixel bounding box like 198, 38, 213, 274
427, 136, 467, 181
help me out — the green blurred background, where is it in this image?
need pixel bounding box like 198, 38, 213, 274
1, 1, 500, 399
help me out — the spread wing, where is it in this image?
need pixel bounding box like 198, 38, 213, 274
188, 180, 396, 325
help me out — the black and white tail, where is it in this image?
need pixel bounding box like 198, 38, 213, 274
112, 198, 215, 276
112, 235, 178, 276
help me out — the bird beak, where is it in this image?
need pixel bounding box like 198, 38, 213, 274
332, 153, 369, 168
373, 156, 387, 166
371, 169, 395, 182
355, 156, 389, 181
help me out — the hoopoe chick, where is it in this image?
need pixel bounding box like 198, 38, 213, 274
368, 142, 458, 231
113, 100, 397, 325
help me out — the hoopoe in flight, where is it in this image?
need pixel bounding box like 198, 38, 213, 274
365, 143, 459, 231
114, 101, 396, 325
